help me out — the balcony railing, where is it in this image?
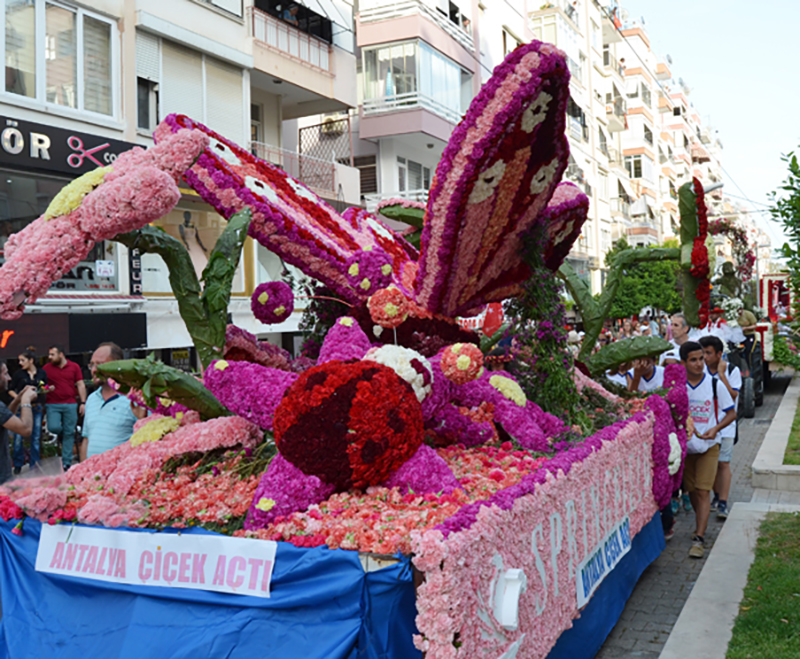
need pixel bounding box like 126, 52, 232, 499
363, 189, 429, 213
250, 7, 332, 74
249, 141, 337, 198
610, 197, 631, 219
359, 0, 474, 53
603, 50, 625, 77
363, 92, 463, 124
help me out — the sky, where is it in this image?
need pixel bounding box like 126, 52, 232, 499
617, 0, 798, 249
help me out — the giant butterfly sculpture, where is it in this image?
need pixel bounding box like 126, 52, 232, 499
156, 41, 589, 325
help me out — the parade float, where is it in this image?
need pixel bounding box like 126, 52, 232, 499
0, 41, 689, 659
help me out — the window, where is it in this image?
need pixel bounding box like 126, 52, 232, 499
3, 1, 116, 117
250, 104, 262, 144
641, 84, 651, 107
624, 154, 654, 182
346, 156, 377, 198
397, 156, 430, 192
137, 78, 159, 131
363, 41, 470, 122
598, 128, 608, 156
567, 97, 587, 141
683, 134, 690, 149
599, 170, 608, 200
643, 125, 653, 146
255, 0, 332, 44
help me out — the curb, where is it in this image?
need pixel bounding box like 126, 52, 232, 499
658, 502, 800, 659
751, 375, 800, 490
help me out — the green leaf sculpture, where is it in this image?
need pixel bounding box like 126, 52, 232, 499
114, 209, 251, 370
558, 246, 679, 364
97, 354, 230, 420
586, 335, 673, 378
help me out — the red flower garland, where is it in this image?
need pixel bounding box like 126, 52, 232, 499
691, 178, 711, 325
274, 360, 423, 490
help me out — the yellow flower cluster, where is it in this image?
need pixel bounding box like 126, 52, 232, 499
129, 416, 181, 447
44, 166, 112, 220
489, 375, 527, 407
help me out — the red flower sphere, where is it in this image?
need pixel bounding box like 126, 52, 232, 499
367, 286, 409, 329
274, 360, 423, 490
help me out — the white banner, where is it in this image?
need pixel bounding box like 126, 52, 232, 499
36, 525, 277, 599
575, 516, 631, 608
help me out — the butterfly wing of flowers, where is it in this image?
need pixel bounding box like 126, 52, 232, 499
158, 114, 406, 304
413, 41, 572, 318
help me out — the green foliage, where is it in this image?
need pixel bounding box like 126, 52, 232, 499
96, 354, 230, 420
506, 232, 580, 422
772, 335, 800, 371
586, 335, 672, 378
559, 244, 680, 363
114, 209, 251, 370
727, 512, 800, 659
604, 239, 683, 318
772, 151, 800, 314
783, 397, 800, 465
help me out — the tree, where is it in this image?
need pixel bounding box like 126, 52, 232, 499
771, 150, 800, 311
604, 238, 683, 318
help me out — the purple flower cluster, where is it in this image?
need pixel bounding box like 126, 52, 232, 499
203, 359, 297, 431
420, 353, 454, 421
317, 317, 372, 364
345, 250, 393, 296
251, 281, 294, 325
426, 403, 497, 447
244, 454, 335, 530
223, 324, 292, 371
383, 445, 462, 495
646, 394, 678, 508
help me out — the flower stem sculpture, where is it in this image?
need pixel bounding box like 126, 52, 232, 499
114, 208, 251, 370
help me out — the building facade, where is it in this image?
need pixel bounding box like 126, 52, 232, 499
1, 0, 361, 366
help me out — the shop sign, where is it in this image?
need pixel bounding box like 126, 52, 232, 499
0, 314, 70, 359
1, 116, 137, 176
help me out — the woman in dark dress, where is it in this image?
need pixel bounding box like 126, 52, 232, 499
9, 348, 47, 474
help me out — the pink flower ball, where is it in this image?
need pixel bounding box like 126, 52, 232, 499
345, 250, 393, 295
367, 286, 409, 329
251, 281, 294, 325
439, 343, 484, 385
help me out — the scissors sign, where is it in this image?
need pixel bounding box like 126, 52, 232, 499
67, 136, 110, 168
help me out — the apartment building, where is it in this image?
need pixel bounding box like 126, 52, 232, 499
1, 0, 360, 365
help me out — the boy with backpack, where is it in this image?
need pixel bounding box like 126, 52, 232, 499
699, 335, 742, 521
680, 342, 737, 558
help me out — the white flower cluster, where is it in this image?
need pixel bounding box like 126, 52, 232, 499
667, 432, 682, 476
721, 297, 744, 325
363, 345, 433, 403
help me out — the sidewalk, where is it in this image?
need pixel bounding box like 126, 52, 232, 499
596, 374, 792, 659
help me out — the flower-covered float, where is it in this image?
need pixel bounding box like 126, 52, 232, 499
0, 41, 688, 659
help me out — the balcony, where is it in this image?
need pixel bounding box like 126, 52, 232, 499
250, 141, 338, 199
363, 91, 462, 125
358, 0, 474, 53
363, 189, 429, 213
605, 96, 627, 132
251, 7, 332, 72
602, 49, 625, 79
607, 148, 625, 171
610, 197, 631, 220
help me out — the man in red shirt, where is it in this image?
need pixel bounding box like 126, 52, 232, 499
43, 345, 87, 471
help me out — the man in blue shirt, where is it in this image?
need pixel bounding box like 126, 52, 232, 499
83, 343, 146, 460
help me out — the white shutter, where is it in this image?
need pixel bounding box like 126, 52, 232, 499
205, 57, 244, 144
211, 0, 243, 17
136, 31, 160, 82
161, 41, 203, 121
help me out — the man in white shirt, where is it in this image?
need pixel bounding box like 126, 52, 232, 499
662, 313, 695, 365
699, 335, 741, 521
680, 341, 736, 559
628, 356, 664, 393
